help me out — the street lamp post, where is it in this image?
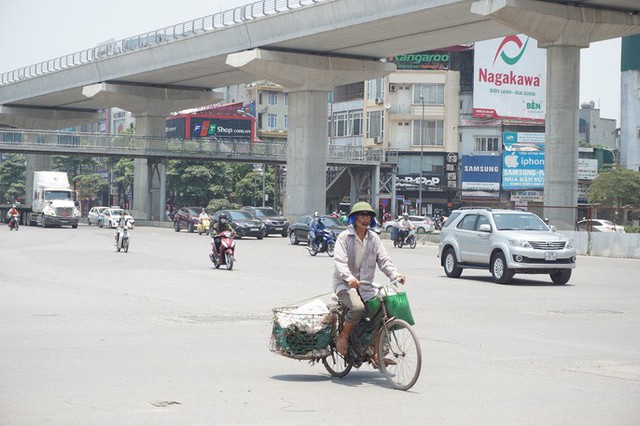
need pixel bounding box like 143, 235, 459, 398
418, 95, 425, 215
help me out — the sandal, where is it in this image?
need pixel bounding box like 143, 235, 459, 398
372, 356, 397, 368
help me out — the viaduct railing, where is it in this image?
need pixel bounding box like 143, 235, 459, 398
0, 0, 325, 85
0, 129, 398, 166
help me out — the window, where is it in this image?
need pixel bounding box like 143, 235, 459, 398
458, 214, 478, 230
412, 120, 444, 146
474, 136, 499, 152
267, 114, 277, 129
267, 92, 278, 105
367, 110, 384, 138
333, 112, 348, 137
284, 115, 288, 128
350, 110, 363, 136
367, 78, 384, 100
284, 93, 288, 106
414, 84, 445, 105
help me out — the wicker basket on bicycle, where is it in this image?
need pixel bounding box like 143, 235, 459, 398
270, 302, 334, 360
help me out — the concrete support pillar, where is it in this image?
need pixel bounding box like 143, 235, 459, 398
286, 90, 329, 217
132, 114, 166, 221
543, 46, 580, 229
226, 49, 394, 219
373, 164, 381, 213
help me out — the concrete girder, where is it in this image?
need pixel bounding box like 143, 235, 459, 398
0, 105, 99, 130
226, 49, 396, 92
82, 82, 221, 221
226, 49, 395, 218
471, 0, 640, 47
82, 82, 223, 115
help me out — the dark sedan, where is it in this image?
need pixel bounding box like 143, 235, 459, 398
211, 209, 266, 239
288, 214, 347, 245
174, 206, 206, 233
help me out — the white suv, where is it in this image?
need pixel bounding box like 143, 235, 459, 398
438, 208, 576, 284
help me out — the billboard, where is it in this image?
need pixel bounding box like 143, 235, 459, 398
502, 151, 545, 189
460, 155, 502, 190
165, 115, 253, 140
473, 35, 546, 121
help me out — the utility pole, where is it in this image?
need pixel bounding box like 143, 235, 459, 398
419, 95, 425, 216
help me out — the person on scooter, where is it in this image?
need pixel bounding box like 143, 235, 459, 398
308, 212, 326, 248
211, 213, 235, 255
397, 213, 413, 245
332, 201, 406, 363
8, 204, 19, 229
115, 213, 133, 247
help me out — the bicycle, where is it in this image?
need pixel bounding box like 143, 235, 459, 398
322, 281, 422, 391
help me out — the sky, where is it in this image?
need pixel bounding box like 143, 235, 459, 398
0, 0, 623, 125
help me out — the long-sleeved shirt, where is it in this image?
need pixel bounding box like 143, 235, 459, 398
332, 225, 400, 301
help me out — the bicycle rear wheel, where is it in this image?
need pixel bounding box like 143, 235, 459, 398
322, 350, 352, 378
322, 311, 353, 377
377, 319, 421, 390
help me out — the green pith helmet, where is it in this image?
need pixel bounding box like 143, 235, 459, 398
349, 201, 376, 217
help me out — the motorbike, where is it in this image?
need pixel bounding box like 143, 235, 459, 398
210, 230, 236, 270
8, 214, 19, 231
394, 228, 416, 249
116, 227, 130, 253
198, 216, 211, 235
308, 229, 336, 257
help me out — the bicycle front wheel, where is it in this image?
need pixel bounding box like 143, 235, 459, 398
377, 319, 422, 390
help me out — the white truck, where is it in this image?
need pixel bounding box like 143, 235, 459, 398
28, 171, 80, 228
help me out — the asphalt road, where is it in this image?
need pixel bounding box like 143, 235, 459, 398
1, 224, 639, 425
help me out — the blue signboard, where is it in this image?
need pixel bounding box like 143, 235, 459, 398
502, 151, 545, 189
460, 155, 502, 190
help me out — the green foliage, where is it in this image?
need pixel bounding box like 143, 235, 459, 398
0, 154, 26, 203
111, 158, 134, 194
166, 160, 277, 208
587, 167, 640, 207
73, 174, 108, 200
53, 155, 100, 179
206, 198, 240, 212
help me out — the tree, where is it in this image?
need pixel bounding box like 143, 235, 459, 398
73, 174, 108, 202
0, 154, 26, 204
53, 155, 100, 182
587, 167, 640, 208
110, 158, 134, 202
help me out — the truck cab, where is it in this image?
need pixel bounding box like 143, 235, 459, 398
29, 171, 80, 228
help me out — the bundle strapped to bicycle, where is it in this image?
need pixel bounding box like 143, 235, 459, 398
270, 298, 335, 360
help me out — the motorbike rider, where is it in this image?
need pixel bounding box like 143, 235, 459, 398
211, 213, 235, 255
308, 212, 326, 248
8, 204, 19, 228
199, 209, 209, 223
332, 201, 406, 363
115, 212, 133, 247
397, 213, 414, 244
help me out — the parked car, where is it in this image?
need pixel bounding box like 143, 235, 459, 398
87, 206, 107, 226
438, 208, 576, 285
383, 215, 435, 233
241, 206, 289, 237
577, 219, 625, 233
174, 207, 206, 233
288, 214, 347, 245
98, 208, 135, 229
211, 209, 266, 239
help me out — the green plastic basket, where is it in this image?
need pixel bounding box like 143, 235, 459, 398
368, 292, 415, 325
